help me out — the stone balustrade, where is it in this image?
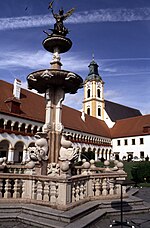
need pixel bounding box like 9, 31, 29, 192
6, 165, 26, 174
0, 171, 127, 210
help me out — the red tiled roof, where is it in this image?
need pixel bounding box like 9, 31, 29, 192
0, 80, 111, 138
111, 115, 150, 138
0, 80, 45, 122
62, 105, 111, 138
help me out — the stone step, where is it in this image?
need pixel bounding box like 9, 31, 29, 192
63, 201, 99, 222
65, 209, 106, 228
0, 196, 149, 228
127, 187, 139, 196
18, 213, 67, 228
65, 202, 150, 228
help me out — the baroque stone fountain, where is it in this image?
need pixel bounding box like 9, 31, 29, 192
26, 3, 83, 175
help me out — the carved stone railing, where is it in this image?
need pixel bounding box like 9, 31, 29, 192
0, 171, 127, 210
6, 165, 27, 174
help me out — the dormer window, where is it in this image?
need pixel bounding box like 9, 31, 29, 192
5, 97, 21, 114
143, 126, 150, 133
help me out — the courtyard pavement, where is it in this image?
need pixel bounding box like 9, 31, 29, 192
89, 187, 150, 228
0, 187, 150, 227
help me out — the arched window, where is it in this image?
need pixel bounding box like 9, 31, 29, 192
98, 107, 101, 116
20, 123, 26, 132
97, 89, 100, 98
87, 108, 90, 115
0, 119, 4, 129
33, 126, 38, 134
5, 120, 12, 130
27, 125, 32, 133
87, 89, 90, 98
13, 122, 19, 131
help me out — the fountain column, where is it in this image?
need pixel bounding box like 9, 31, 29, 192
27, 6, 83, 165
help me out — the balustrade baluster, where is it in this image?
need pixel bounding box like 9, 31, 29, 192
22, 179, 25, 198
19, 168, 22, 174
80, 181, 84, 199
14, 168, 17, 174
37, 180, 43, 200
32, 180, 37, 200
83, 180, 87, 198
122, 185, 126, 196
95, 178, 100, 196
109, 179, 114, 195
43, 181, 50, 201
50, 181, 57, 203
102, 178, 108, 196
115, 183, 121, 195
13, 179, 20, 198
75, 182, 80, 201
92, 179, 96, 196
0, 178, 3, 198
72, 182, 76, 202
4, 179, 12, 198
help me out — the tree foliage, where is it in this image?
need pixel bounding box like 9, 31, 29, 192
131, 162, 150, 183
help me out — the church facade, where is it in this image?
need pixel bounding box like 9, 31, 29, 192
0, 59, 149, 163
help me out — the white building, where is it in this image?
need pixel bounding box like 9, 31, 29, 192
111, 115, 150, 160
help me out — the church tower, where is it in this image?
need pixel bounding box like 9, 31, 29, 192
83, 57, 105, 120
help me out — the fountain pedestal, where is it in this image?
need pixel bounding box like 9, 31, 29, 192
27, 35, 83, 165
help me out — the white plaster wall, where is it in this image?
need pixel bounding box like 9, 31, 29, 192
104, 110, 115, 128
0, 132, 36, 148
0, 113, 43, 128
112, 135, 150, 159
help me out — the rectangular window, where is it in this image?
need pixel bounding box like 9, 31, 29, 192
98, 108, 101, 116
117, 140, 121, 146
140, 138, 144, 144
132, 139, 135, 145
140, 151, 144, 158
124, 139, 128, 145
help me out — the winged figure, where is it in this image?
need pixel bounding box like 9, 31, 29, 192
46, 2, 75, 36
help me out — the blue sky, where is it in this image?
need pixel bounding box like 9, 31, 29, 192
0, 0, 150, 114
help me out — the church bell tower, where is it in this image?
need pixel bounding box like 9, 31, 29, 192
83, 57, 105, 120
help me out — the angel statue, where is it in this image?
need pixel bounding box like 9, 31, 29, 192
44, 1, 75, 37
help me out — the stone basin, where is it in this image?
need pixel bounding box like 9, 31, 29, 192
27, 69, 83, 94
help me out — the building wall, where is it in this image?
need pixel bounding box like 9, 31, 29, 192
104, 109, 115, 128
0, 113, 43, 163
112, 135, 150, 160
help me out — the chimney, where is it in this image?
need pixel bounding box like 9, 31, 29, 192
81, 110, 86, 122
13, 79, 21, 99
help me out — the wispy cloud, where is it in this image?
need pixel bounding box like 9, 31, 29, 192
0, 7, 150, 30
104, 89, 120, 99
64, 90, 83, 111
0, 50, 89, 74
0, 50, 51, 69
1, 50, 150, 79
